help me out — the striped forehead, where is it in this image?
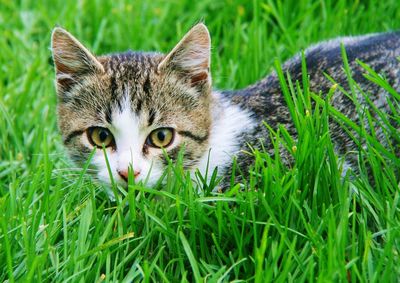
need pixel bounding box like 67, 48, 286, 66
104, 52, 161, 82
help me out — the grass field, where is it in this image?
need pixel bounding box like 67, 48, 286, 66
1, 0, 400, 281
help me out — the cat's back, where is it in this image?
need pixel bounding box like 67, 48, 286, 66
225, 31, 400, 170
228, 31, 400, 114
285, 31, 400, 81
224, 30, 400, 154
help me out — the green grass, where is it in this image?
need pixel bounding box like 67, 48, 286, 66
1, 0, 400, 281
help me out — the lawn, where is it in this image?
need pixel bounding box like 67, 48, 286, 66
1, 0, 400, 281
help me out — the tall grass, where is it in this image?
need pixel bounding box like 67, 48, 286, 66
0, 0, 399, 281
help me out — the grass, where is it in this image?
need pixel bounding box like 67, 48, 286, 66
0, 0, 400, 281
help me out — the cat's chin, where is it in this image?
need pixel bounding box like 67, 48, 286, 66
97, 174, 161, 201
99, 180, 135, 202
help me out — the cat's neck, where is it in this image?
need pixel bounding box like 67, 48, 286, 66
195, 91, 256, 180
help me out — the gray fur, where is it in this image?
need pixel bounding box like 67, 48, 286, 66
226, 31, 400, 175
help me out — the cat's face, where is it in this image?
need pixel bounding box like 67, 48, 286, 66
51, 24, 213, 187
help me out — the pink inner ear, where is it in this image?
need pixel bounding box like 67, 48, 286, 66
55, 61, 76, 76
190, 71, 208, 87
54, 60, 83, 90
57, 76, 74, 90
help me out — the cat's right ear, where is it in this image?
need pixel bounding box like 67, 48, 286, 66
158, 23, 211, 90
51, 27, 104, 93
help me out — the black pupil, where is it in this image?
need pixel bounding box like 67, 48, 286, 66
157, 130, 166, 142
99, 130, 109, 142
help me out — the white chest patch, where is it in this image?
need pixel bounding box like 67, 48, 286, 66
195, 91, 256, 183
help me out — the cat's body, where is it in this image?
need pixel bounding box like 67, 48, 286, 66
51, 24, 400, 190
225, 32, 400, 176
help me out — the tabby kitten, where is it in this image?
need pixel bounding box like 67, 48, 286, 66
51, 24, 399, 189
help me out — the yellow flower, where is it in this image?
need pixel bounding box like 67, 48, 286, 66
16, 152, 23, 161
237, 5, 245, 16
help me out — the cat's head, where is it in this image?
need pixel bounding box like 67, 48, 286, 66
51, 24, 213, 187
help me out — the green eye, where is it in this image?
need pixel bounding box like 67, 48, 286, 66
146, 128, 174, 148
87, 127, 115, 148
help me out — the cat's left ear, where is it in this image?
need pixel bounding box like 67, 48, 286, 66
158, 23, 211, 89
51, 27, 104, 94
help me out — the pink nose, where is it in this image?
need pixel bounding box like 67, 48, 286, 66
117, 169, 140, 182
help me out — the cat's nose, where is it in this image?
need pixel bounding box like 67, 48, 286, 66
117, 169, 140, 182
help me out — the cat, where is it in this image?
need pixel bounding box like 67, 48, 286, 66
51, 23, 400, 190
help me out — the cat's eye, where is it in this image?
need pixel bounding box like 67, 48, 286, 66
87, 127, 115, 148
146, 128, 174, 148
